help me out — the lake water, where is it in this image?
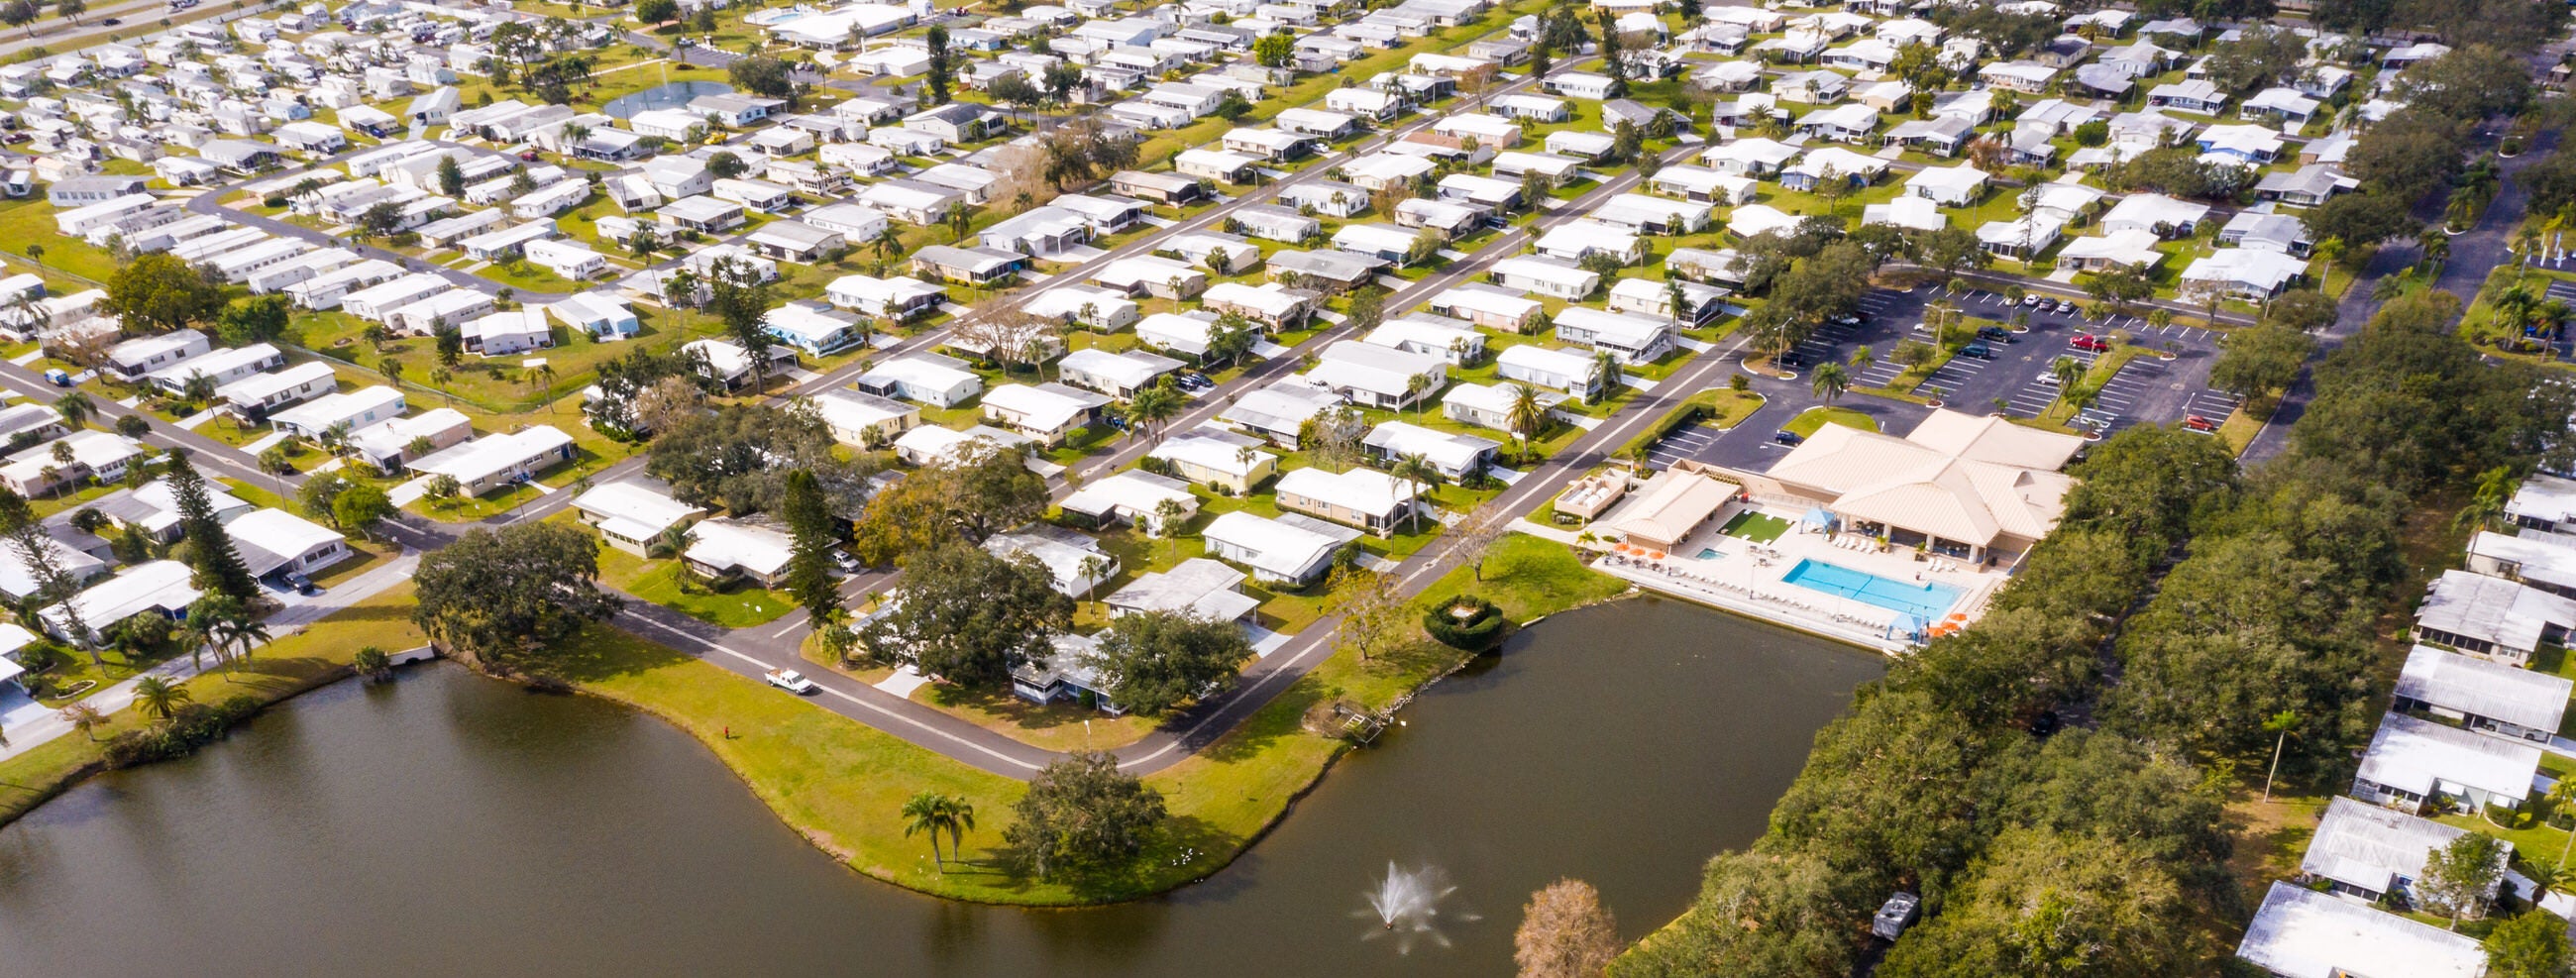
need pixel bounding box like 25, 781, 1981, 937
0, 598, 1880, 977
601, 80, 734, 119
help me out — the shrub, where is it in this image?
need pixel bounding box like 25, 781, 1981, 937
1424, 595, 1508, 651
101, 694, 266, 769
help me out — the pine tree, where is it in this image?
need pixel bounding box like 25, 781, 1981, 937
165, 450, 257, 601
781, 469, 840, 625
0, 486, 90, 661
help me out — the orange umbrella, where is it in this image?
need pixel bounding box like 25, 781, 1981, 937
1650, 552, 1666, 561
1946, 612, 1968, 622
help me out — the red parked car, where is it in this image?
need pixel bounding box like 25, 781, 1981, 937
2071, 334, 2111, 352
2183, 415, 2218, 432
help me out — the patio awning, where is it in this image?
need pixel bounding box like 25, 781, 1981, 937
1887, 612, 1923, 639
1800, 506, 1836, 528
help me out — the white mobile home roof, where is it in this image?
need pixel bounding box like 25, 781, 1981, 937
2395, 644, 2574, 733
2298, 797, 2470, 898
2236, 882, 2483, 978
410, 425, 575, 483
2355, 710, 2542, 803
51, 559, 199, 636
270, 385, 405, 433
685, 517, 795, 580
2415, 568, 2576, 653
571, 481, 703, 542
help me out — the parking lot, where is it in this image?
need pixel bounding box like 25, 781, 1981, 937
1643, 282, 2244, 471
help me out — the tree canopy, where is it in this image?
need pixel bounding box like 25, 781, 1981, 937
106, 253, 224, 334
1083, 609, 1254, 716
854, 541, 1070, 688
1003, 751, 1167, 879
412, 522, 621, 669
847, 439, 1047, 565
644, 402, 874, 516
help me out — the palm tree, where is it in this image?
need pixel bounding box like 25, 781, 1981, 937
2526, 863, 2564, 909
1125, 384, 1182, 443
1390, 453, 1441, 534
1075, 554, 1114, 608
2259, 709, 2299, 801
2496, 283, 2541, 335
2050, 355, 2085, 393
871, 226, 904, 271
54, 390, 92, 428
1503, 381, 1548, 460
1809, 361, 1849, 404
2418, 225, 2451, 269
1404, 371, 1436, 418
2456, 466, 2517, 533
2550, 777, 2576, 869
945, 203, 974, 244
1591, 351, 1622, 404
133, 676, 189, 724
902, 790, 967, 868
2063, 381, 2100, 420
208, 608, 272, 678
935, 796, 975, 867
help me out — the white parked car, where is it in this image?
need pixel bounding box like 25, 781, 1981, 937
765, 669, 816, 694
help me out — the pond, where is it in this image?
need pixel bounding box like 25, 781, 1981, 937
602, 80, 734, 119
0, 598, 1881, 976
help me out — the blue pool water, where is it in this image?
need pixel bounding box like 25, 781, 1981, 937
1695, 548, 1723, 560
1779, 559, 1963, 619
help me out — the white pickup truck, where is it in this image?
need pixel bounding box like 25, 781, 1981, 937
765, 669, 816, 695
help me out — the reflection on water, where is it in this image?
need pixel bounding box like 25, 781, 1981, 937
0, 598, 1880, 977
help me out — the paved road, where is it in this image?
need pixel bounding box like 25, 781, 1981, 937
2241, 73, 2568, 459
603, 139, 1732, 778
0, 358, 295, 489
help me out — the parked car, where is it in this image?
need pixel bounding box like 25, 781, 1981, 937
289, 574, 319, 596
43, 368, 70, 386
765, 669, 816, 694
1776, 350, 1805, 368
1976, 326, 2013, 342
2183, 414, 2218, 432
2070, 334, 2110, 352
1830, 314, 1862, 326
2037, 371, 2062, 386
1772, 429, 1803, 446
2019, 293, 2043, 307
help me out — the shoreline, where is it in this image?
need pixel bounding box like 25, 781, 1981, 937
1, 539, 1637, 908
564, 588, 1650, 907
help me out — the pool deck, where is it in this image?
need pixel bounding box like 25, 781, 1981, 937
1581, 500, 2012, 655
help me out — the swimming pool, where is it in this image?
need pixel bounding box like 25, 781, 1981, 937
1695, 548, 1724, 560
1779, 559, 1963, 619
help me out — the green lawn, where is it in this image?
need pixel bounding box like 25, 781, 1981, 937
1415, 533, 1629, 625
0, 196, 119, 285
1718, 510, 1792, 544
1783, 406, 1879, 438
